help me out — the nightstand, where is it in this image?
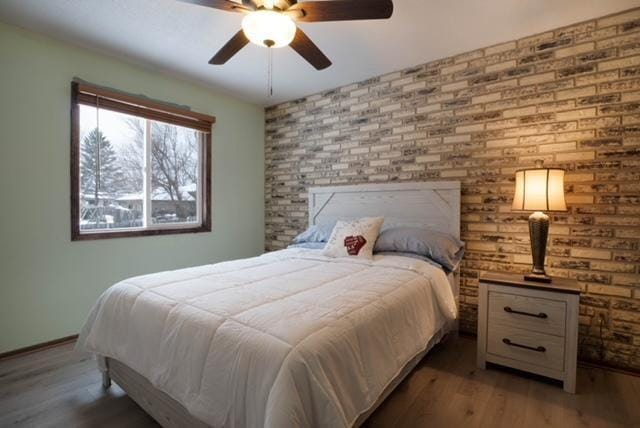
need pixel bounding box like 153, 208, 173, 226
477, 272, 580, 393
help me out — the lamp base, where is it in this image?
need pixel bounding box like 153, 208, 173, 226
526, 211, 551, 284
524, 273, 552, 283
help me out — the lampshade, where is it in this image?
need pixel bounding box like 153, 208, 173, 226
512, 161, 567, 212
242, 10, 296, 48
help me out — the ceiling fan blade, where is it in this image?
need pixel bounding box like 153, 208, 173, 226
209, 30, 250, 64
176, 0, 253, 13
289, 28, 331, 70
288, 0, 393, 22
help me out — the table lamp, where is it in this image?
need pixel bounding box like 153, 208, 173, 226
512, 160, 567, 283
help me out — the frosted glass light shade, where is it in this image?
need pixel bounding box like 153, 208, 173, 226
512, 166, 567, 212
242, 11, 296, 48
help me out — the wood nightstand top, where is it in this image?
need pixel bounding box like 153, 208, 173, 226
480, 272, 581, 295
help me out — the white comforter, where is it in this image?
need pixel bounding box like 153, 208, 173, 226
77, 248, 457, 428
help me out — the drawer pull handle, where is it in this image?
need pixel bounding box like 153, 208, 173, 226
504, 306, 548, 319
502, 338, 546, 353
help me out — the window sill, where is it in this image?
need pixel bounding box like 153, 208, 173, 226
71, 224, 211, 241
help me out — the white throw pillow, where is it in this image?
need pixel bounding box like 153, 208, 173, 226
322, 217, 384, 259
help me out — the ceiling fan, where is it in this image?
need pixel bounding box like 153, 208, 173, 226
178, 0, 394, 70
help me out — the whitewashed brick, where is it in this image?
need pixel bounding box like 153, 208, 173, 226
403, 81, 427, 92
539, 142, 577, 152
441, 62, 468, 75
443, 135, 471, 143
575, 70, 620, 86
441, 169, 468, 177
565, 195, 594, 204
555, 42, 596, 58
350, 102, 369, 111
518, 31, 554, 48
456, 123, 484, 133
597, 9, 640, 28
503, 106, 536, 118
486, 138, 518, 148
416, 154, 441, 163
416, 104, 441, 114
390, 76, 414, 87
468, 223, 498, 232
571, 248, 611, 260
557, 86, 596, 100
555, 151, 595, 161
486, 60, 516, 73
565, 173, 594, 182
519, 72, 556, 85
441, 81, 468, 92
588, 285, 632, 297
472, 92, 502, 104
601, 55, 640, 72
556, 108, 597, 121
485, 41, 517, 55
380, 103, 401, 113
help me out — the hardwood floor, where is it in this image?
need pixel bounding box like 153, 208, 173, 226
1, 336, 638, 427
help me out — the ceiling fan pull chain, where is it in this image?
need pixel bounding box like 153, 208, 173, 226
268, 47, 273, 97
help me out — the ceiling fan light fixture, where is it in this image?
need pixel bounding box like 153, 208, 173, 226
241, 10, 296, 48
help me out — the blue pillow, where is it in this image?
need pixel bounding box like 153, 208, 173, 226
287, 242, 326, 250
373, 227, 465, 271
292, 222, 336, 244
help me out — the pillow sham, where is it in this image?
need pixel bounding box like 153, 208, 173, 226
373, 226, 465, 271
292, 222, 336, 244
322, 217, 384, 259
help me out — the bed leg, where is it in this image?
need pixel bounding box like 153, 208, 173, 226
102, 371, 112, 389
98, 356, 111, 389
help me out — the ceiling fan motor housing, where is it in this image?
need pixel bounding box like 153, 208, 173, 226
241, 10, 296, 48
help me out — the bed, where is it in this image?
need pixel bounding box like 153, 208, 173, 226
76, 181, 461, 428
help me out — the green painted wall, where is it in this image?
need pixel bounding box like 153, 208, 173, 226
0, 22, 265, 353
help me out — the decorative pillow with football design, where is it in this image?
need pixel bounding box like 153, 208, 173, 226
322, 217, 384, 259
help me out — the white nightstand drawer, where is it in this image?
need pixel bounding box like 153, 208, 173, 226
487, 325, 565, 372
488, 291, 566, 337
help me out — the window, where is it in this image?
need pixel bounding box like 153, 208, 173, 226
70, 82, 214, 240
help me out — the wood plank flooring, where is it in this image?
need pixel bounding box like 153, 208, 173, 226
1, 336, 638, 427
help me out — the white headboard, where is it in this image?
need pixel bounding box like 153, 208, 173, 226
308, 181, 461, 239
308, 181, 462, 306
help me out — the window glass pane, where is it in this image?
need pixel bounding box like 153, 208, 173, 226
150, 121, 200, 225
79, 105, 144, 231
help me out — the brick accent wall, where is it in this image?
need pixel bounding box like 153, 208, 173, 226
265, 8, 640, 370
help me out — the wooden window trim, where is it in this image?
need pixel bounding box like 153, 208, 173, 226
70, 81, 214, 241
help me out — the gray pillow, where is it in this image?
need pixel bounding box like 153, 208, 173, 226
375, 251, 444, 270
292, 222, 336, 244
373, 227, 465, 271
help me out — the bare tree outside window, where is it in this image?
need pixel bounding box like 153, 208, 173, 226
122, 119, 199, 223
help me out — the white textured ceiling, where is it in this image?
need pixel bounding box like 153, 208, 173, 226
1, 0, 638, 106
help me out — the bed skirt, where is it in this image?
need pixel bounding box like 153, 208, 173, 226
98, 324, 452, 428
